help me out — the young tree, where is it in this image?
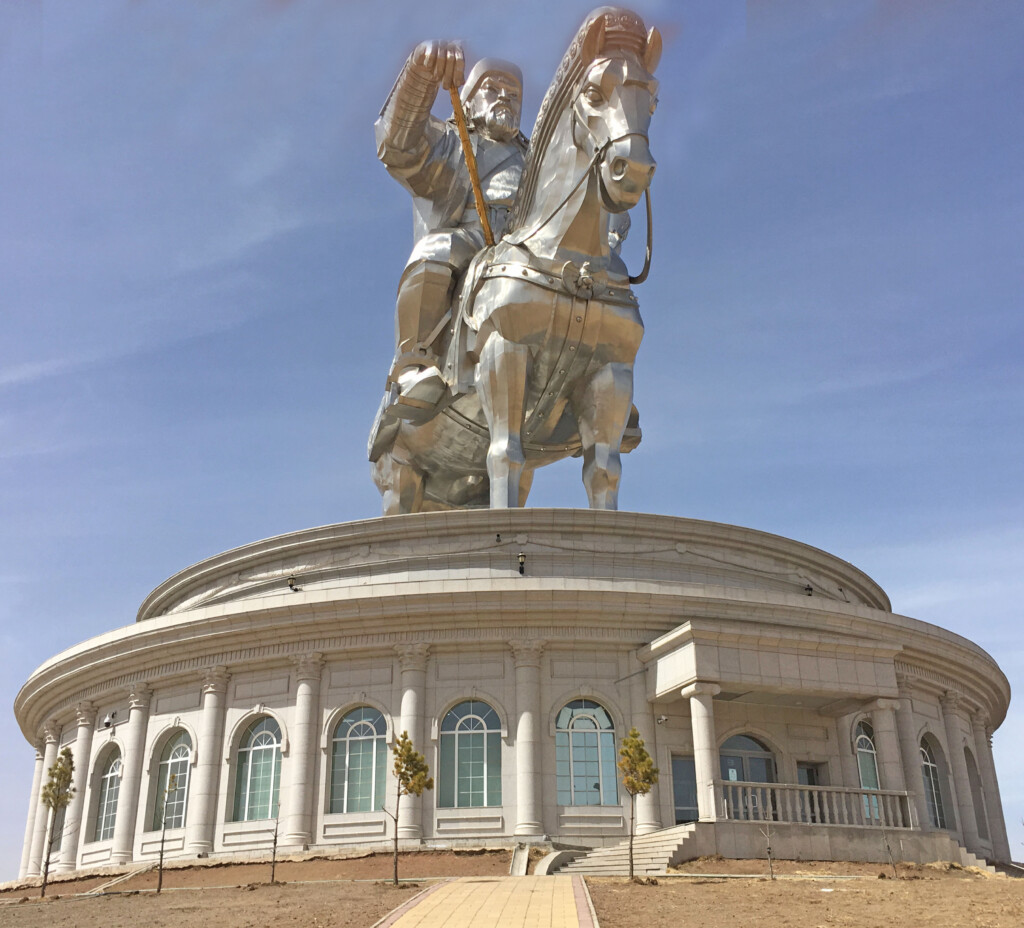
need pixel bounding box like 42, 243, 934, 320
618, 727, 659, 880
39, 747, 75, 898
383, 730, 433, 886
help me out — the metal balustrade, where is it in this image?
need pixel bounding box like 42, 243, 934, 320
716, 780, 914, 829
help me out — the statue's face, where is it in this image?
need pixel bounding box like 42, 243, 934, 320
468, 74, 522, 142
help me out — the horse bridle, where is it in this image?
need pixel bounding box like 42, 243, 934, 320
518, 130, 654, 286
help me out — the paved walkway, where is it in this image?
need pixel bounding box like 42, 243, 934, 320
375, 875, 597, 928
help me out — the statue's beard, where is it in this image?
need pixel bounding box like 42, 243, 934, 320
479, 103, 519, 142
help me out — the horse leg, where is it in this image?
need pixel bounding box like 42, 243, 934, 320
572, 362, 634, 510
476, 335, 529, 508
372, 452, 425, 515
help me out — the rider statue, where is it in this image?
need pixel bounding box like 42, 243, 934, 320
373, 42, 527, 437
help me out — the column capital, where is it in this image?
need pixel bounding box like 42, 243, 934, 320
969, 707, 990, 730
395, 642, 430, 671
200, 665, 230, 694
292, 651, 324, 682
128, 682, 153, 710
32, 740, 45, 760
940, 690, 964, 714
42, 720, 61, 744
509, 638, 546, 666
681, 681, 720, 699
74, 701, 97, 728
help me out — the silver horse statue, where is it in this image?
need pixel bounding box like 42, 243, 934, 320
371, 8, 661, 514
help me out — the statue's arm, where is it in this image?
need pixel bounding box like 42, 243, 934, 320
376, 41, 465, 174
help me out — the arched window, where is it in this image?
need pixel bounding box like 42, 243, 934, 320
719, 734, 776, 783
555, 699, 617, 806
854, 721, 880, 789
330, 707, 387, 813
152, 730, 192, 830
439, 700, 502, 808
94, 750, 122, 841
232, 717, 282, 822
920, 738, 947, 829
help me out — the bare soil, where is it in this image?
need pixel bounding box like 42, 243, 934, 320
590, 860, 1024, 928
3, 853, 1022, 928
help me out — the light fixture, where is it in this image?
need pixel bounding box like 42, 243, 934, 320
656, 715, 668, 725
288, 576, 301, 592
517, 552, 525, 575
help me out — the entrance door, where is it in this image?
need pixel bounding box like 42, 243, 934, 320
671, 756, 698, 824
719, 735, 776, 820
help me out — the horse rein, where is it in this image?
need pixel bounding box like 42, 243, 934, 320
516, 131, 654, 286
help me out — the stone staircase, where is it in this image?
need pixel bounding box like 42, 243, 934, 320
554, 823, 698, 876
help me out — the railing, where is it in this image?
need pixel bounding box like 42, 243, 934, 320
716, 780, 914, 829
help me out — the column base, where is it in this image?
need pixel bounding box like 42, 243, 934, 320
513, 823, 545, 838
282, 834, 310, 851
636, 822, 663, 836
187, 841, 213, 857
109, 852, 133, 865
397, 827, 423, 840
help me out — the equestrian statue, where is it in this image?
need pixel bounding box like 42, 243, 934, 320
369, 6, 661, 514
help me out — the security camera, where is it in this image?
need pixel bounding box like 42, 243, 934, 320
103, 714, 112, 728
656, 715, 669, 725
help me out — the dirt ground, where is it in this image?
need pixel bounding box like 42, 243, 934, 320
3, 853, 1023, 928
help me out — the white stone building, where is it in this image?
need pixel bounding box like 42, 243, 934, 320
15, 509, 1012, 877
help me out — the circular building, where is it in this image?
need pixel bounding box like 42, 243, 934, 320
15, 509, 1012, 877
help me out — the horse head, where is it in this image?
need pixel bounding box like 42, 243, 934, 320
573, 11, 661, 212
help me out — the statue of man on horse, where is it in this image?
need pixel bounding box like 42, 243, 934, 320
369, 7, 661, 516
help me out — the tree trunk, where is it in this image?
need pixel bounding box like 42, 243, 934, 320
393, 792, 401, 886
40, 810, 54, 899
628, 792, 636, 880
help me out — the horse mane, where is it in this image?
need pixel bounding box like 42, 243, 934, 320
506, 6, 650, 237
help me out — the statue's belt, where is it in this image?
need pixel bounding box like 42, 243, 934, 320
478, 260, 639, 307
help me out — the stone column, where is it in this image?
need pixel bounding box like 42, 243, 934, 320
396, 643, 429, 839
19, 742, 45, 879
26, 721, 60, 877
836, 712, 862, 788
682, 682, 720, 822
282, 652, 323, 850
111, 683, 152, 864
869, 699, 906, 792
187, 667, 230, 857
58, 702, 97, 871
629, 657, 662, 834
510, 639, 545, 837
893, 679, 928, 829
971, 710, 1011, 862
940, 691, 980, 851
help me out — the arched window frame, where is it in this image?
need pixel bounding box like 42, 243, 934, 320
93, 748, 123, 842
718, 732, 777, 783
438, 699, 502, 808
919, 736, 947, 829
231, 716, 283, 822
150, 730, 193, 831
853, 720, 880, 790
329, 706, 388, 814
555, 698, 618, 807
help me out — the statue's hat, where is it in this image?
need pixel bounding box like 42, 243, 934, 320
461, 58, 523, 105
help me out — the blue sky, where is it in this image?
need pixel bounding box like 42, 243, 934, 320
2, 1, 1022, 877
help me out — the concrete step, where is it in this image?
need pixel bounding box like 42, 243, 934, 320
553, 824, 697, 876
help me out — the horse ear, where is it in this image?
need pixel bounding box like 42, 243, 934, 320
581, 15, 606, 63
644, 27, 663, 73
